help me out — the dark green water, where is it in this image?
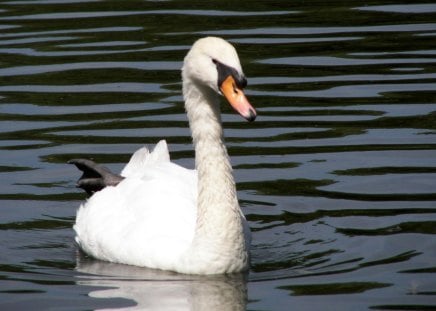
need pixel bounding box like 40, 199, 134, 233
0, 1, 435, 310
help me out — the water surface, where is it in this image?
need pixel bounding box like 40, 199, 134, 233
0, 1, 435, 310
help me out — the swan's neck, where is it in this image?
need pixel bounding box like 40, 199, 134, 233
184, 80, 247, 269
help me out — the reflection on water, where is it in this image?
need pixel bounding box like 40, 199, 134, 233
0, 0, 435, 310
77, 257, 247, 311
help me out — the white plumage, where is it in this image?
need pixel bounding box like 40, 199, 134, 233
74, 37, 256, 275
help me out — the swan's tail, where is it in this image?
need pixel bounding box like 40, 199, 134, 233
121, 140, 170, 178
68, 159, 124, 195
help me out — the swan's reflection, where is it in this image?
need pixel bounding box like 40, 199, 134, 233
76, 256, 247, 310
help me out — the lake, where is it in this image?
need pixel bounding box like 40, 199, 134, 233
0, 1, 435, 310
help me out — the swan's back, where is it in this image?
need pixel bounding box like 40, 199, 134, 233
74, 140, 198, 270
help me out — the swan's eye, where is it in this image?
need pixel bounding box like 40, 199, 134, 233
214, 59, 246, 90
238, 76, 247, 89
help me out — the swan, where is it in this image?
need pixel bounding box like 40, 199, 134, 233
70, 37, 257, 275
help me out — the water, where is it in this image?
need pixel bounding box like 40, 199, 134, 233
0, 1, 435, 310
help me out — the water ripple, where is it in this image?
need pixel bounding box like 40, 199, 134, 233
0, 83, 171, 93
0, 1, 435, 310
0, 61, 181, 76
357, 4, 436, 14
195, 23, 436, 36
258, 56, 436, 66
0, 10, 295, 21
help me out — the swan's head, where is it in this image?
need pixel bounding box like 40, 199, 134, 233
182, 37, 256, 122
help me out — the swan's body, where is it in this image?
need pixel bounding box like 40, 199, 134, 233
73, 37, 256, 275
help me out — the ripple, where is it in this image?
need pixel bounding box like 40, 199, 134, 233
0, 102, 170, 115
0, 61, 181, 76
0, 10, 295, 21
250, 83, 436, 98
58, 41, 145, 48
278, 281, 391, 295
0, 24, 20, 30
195, 23, 436, 36
0, 120, 87, 133
322, 174, 436, 195
357, 4, 436, 14
235, 129, 436, 148
0, 1, 435, 310
256, 104, 436, 117
250, 73, 436, 85
0, 36, 76, 46
350, 50, 436, 56
0, 27, 142, 39
230, 36, 361, 44
0, 83, 170, 93
0, 47, 149, 57
258, 56, 436, 66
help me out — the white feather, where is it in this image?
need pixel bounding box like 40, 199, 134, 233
120, 140, 170, 178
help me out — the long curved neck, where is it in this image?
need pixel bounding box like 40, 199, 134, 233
184, 79, 244, 257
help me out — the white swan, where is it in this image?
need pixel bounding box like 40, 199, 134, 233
72, 37, 257, 275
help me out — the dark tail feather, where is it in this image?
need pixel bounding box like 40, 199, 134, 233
68, 159, 124, 195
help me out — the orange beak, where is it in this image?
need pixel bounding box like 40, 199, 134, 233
220, 75, 257, 122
